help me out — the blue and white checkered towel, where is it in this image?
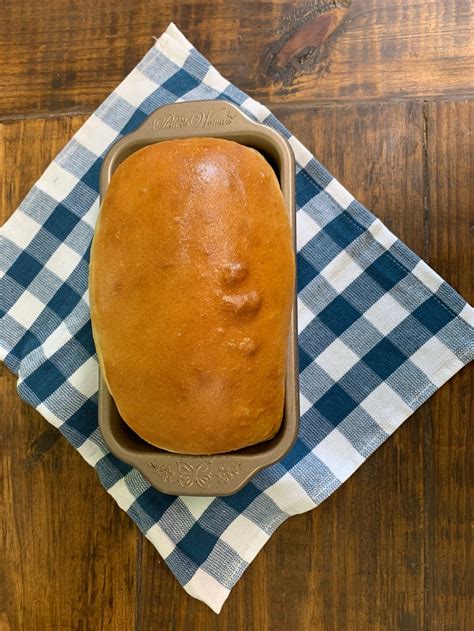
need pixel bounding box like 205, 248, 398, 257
1, 24, 473, 613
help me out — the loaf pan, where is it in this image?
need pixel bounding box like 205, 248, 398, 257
97, 100, 299, 496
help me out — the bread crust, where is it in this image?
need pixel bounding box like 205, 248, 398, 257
90, 138, 295, 454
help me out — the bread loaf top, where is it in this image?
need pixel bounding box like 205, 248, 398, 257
90, 138, 295, 454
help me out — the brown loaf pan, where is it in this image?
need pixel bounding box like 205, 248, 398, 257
98, 100, 299, 496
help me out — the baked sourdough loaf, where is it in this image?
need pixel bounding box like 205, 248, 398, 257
90, 138, 295, 454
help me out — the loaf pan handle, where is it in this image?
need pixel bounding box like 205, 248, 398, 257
138, 454, 254, 497
133, 100, 261, 139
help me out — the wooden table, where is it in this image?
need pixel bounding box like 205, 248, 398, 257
1, 2, 472, 629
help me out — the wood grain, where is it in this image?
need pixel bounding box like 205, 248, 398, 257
427, 100, 473, 303
426, 100, 473, 631
1, 0, 473, 119
276, 101, 426, 253
0, 365, 138, 631
0, 117, 137, 631
0, 116, 88, 221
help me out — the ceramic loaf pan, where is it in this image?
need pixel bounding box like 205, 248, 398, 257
98, 100, 299, 496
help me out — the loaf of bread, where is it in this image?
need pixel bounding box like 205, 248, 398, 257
90, 138, 295, 454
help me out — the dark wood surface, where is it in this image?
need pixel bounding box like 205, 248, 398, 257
1, 2, 472, 630
2, 0, 474, 118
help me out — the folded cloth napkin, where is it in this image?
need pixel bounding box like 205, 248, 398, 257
1, 23, 473, 613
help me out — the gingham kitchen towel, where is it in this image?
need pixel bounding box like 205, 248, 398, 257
1, 24, 473, 613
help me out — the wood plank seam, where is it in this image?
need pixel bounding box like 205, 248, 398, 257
2, 96, 474, 125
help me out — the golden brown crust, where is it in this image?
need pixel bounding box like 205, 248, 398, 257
89, 138, 295, 454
